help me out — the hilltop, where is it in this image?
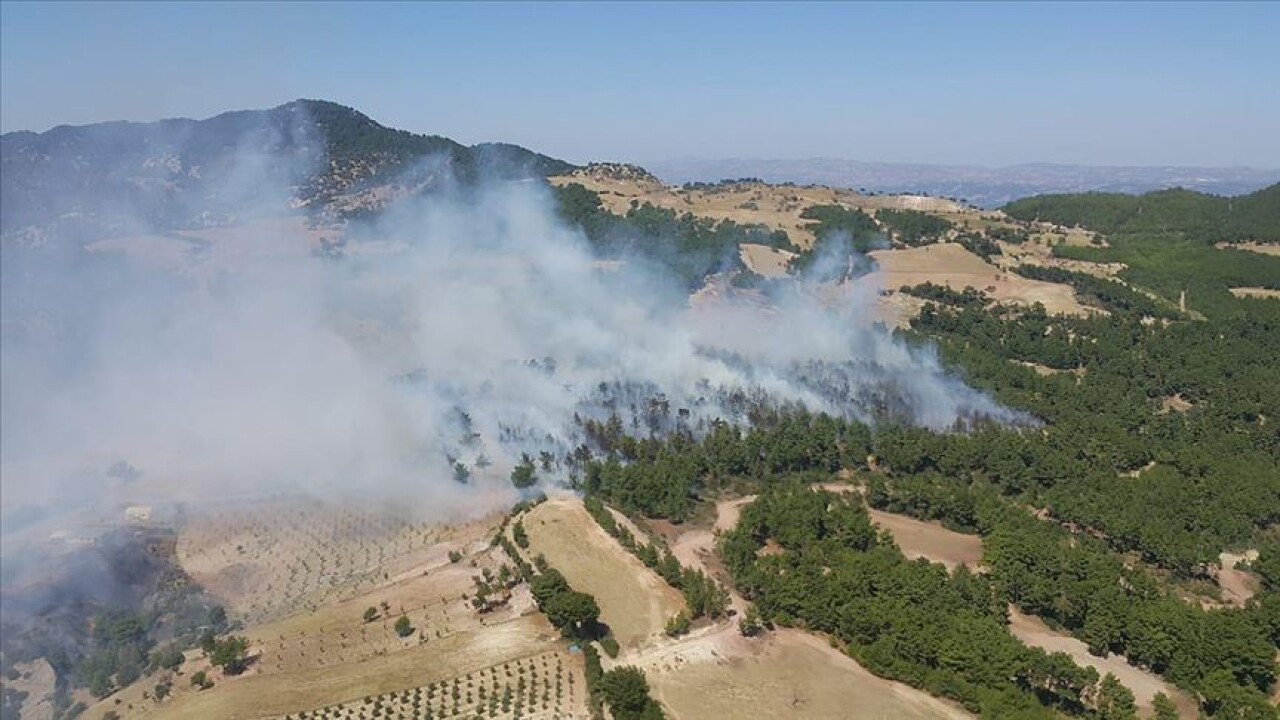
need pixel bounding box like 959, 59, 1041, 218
0, 99, 575, 237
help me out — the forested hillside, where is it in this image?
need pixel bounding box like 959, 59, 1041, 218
0, 99, 575, 235
553, 182, 793, 289
1003, 184, 1280, 243
557, 190, 1280, 718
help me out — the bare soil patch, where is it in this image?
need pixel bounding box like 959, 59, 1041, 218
739, 243, 796, 277
857, 243, 1091, 316
713, 496, 756, 534
1007, 607, 1195, 718
1214, 551, 1261, 608
97, 615, 564, 720
866, 508, 984, 571
649, 629, 973, 720
1229, 287, 1280, 299
523, 499, 685, 650
4, 659, 57, 720
1217, 242, 1280, 257
176, 499, 493, 624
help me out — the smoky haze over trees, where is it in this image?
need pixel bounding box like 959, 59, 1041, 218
0, 101, 1026, 524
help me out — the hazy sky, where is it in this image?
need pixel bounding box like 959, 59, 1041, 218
2, 1, 1277, 167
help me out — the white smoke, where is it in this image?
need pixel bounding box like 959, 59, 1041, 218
1, 156, 1028, 528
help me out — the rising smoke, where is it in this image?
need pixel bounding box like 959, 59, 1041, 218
1, 140, 1029, 532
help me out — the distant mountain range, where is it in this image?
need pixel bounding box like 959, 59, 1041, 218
0, 99, 574, 239
645, 157, 1280, 209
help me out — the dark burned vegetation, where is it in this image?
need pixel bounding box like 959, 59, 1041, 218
0, 526, 231, 715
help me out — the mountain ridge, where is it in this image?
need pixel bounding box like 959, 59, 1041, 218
0, 99, 576, 237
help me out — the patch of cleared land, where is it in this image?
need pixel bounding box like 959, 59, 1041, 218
1017, 360, 1084, 378
858, 243, 1092, 316
523, 499, 685, 649
866, 508, 984, 571
1217, 241, 1280, 257
4, 659, 57, 720
1214, 550, 1261, 608
1007, 607, 1196, 718
1229, 287, 1280, 299
260, 651, 588, 720
80, 500, 575, 720
650, 629, 972, 720
1159, 394, 1193, 413
176, 499, 461, 624
92, 615, 566, 720
740, 242, 796, 277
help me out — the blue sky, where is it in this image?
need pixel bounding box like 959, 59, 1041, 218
2, 1, 1276, 167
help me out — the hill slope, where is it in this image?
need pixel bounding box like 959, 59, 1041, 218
1003, 184, 1280, 242
0, 99, 575, 236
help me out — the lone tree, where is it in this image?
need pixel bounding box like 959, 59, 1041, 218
363, 606, 379, 623
208, 636, 250, 675
600, 666, 662, 719
510, 453, 538, 489
546, 591, 600, 639
394, 615, 414, 638
190, 671, 213, 690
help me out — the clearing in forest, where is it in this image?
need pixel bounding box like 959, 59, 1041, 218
522, 499, 685, 649
857, 243, 1090, 316
1006, 607, 1196, 719
1228, 287, 1280, 299
1217, 242, 1280, 257
866, 508, 985, 571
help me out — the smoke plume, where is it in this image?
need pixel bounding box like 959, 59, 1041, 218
1, 145, 1028, 534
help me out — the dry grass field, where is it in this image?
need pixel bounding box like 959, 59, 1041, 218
1217, 241, 1280, 257
739, 242, 796, 277
104, 615, 569, 720
549, 165, 1107, 328
857, 243, 1092, 316
1007, 608, 1196, 719
522, 499, 685, 650
176, 499, 471, 624
1228, 287, 1280, 299
866, 508, 985, 571
650, 629, 973, 720
78, 500, 579, 720
258, 650, 588, 720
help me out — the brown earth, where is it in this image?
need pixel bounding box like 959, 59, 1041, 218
739, 242, 796, 277
1228, 287, 1280, 299
650, 627, 973, 720
866, 508, 985, 571
1007, 607, 1196, 718
1217, 242, 1280, 257
86, 615, 564, 720
1214, 551, 1262, 608
522, 499, 685, 650
857, 243, 1092, 316
4, 659, 57, 720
